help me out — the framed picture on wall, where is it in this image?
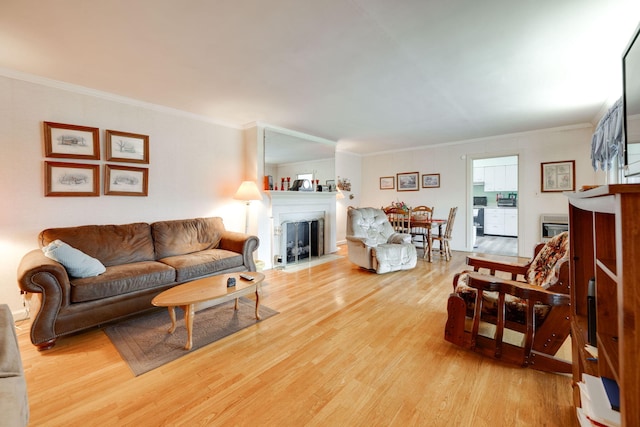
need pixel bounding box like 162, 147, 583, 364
105, 130, 149, 164
396, 172, 419, 191
380, 176, 394, 190
104, 164, 148, 196
45, 161, 99, 197
541, 160, 575, 192
44, 122, 100, 160
422, 173, 440, 188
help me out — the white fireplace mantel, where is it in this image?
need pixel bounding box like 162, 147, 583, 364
265, 191, 338, 268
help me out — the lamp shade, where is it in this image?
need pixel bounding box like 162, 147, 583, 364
234, 181, 262, 201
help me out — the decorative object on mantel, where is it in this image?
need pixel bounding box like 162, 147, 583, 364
422, 173, 440, 188
105, 130, 149, 164
591, 97, 623, 172
234, 180, 263, 234
45, 161, 100, 197
44, 121, 100, 160
104, 164, 149, 197
396, 172, 419, 191
541, 160, 575, 192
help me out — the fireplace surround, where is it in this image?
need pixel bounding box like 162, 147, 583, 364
267, 192, 337, 269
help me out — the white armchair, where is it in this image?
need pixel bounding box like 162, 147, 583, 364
346, 207, 417, 274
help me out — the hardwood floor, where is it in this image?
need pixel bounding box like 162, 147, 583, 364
474, 235, 518, 257
15, 246, 576, 426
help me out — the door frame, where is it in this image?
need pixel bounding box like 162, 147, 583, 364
467, 153, 522, 257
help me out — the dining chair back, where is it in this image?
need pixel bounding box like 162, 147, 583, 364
431, 206, 457, 261
410, 206, 434, 250
383, 206, 411, 234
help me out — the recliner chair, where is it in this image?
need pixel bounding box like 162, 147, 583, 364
346, 207, 417, 274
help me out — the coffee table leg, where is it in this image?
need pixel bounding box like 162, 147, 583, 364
167, 307, 177, 333
182, 304, 194, 350
255, 287, 261, 320
234, 298, 239, 311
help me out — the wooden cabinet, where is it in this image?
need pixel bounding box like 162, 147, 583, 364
567, 185, 640, 426
484, 208, 517, 237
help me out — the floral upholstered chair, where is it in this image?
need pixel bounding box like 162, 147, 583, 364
444, 232, 571, 373
346, 207, 417, 274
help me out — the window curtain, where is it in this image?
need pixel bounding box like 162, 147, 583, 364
591, 97, 624, 171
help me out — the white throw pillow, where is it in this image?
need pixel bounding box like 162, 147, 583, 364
42, 239, 106, 278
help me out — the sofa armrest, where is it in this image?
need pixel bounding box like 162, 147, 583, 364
218, 231, 260, 271
17, 249, 71, 348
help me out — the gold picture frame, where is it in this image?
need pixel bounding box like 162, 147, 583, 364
104, 164, 148, 196
380, 176, 395, 190
396, 172, 419, 191
45, 161, 99, 197
44, 122, 100, 160
105, 130, 149, 164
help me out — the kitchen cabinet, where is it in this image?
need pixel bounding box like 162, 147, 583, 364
484, 208, 517, 237
473, 167, 485, 183
483, 165, 518, 192
504, 208, 518, 236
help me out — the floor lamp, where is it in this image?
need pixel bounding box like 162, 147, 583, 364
234, 181, 263, 234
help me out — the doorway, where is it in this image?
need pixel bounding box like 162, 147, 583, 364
472, 155, 518, 257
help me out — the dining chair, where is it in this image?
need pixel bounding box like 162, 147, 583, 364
430, 207, 457, 261
383, 206, 411, 234
410, 206, 434, 251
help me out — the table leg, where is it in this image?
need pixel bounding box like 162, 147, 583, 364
427, 227, 433, 262
255, 286, 261, 320
182, 304, 194, 350
167, 306, 177, 334
234, 298, 239, 311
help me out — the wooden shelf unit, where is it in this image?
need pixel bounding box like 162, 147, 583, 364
567, 184, 640, 426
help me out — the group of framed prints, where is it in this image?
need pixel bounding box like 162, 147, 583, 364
43, 122, 149, 197
379, 172, 440, 191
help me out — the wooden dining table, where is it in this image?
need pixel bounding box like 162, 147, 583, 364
410, 218, 447, 262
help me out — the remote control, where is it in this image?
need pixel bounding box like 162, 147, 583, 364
239, 273, 254, 281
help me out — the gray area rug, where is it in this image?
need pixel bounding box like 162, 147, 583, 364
103, 298, 278, 376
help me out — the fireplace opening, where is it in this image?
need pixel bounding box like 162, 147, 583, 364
281, 218, 324, 265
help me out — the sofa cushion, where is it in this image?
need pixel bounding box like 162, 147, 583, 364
152, 217, 225, 259
69, 261, 176, 303
39, 222, 155, 267
158, 249, 244, 282
526, 231, 569, 289
42, 240, 106, 278
0, 305, 22, 378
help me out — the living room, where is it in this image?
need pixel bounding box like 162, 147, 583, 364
2, 1, 640, 425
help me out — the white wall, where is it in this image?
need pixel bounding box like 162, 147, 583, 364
0, 74, 246, 318
353, 125, 601, 257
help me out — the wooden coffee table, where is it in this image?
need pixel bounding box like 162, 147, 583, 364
151, 272, 265, 350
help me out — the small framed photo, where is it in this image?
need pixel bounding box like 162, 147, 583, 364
326, 180, 336, 191
45, 161, 99, 197
105, 130, 149, 164
380, 176, 395, 190
422, 173, 440, 188
541, 160, 575, 192
396, 172, 419, 192
44, 122, 100, 160
105, 164, 148, 196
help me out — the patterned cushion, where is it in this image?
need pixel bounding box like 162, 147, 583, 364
526, 232, 569, 289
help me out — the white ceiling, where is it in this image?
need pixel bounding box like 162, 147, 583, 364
1, 0, 639, 156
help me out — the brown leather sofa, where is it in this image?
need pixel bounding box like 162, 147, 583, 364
17, 217, 259, 350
